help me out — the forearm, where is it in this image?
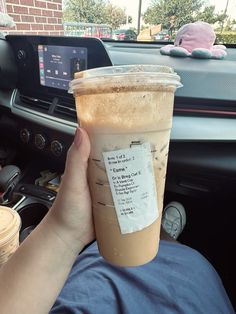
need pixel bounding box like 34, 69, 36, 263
0, 212, 83, 314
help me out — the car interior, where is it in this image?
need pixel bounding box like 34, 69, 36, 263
0, 34, 235, 308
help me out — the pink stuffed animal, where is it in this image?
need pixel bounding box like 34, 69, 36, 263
160, 21, 227, 59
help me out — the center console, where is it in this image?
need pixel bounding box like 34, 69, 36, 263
13, 183, 56, 242
6, 35, 112, 154
4, 35, 113, 239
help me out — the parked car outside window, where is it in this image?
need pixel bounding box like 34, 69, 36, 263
153, 30, 170, 41
112, 29, 137, 41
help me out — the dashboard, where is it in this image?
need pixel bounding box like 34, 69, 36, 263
1, 36, 236, 144
0, 35, 236, 197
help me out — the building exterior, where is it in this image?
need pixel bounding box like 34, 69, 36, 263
0, 0, 63, 35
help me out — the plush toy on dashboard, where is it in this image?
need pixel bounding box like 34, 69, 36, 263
160, 21, 227, 59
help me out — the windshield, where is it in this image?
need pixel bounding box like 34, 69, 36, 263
0, 0, 236, 44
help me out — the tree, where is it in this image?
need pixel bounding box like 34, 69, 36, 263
143, 0, 204, 31
63, 0, 107, 24
63, 0, 128, 30
223, 18, 236, 31
143, 0, 230, 34
196, 5, 227, 25
104, 3, 127, 29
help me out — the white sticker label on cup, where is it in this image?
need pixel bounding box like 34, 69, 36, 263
103, 143, 158, 234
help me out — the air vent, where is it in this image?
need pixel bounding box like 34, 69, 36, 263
54, 103, 77, 122
18, 95, 52, 113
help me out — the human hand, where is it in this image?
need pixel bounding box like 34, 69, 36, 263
48, 128, 95, 253
0, 129, 95, 314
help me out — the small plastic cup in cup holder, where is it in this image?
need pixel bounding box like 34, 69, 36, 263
0, 206, 21, 267
18, 203, 48, 242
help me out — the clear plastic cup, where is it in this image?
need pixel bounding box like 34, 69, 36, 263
0, 206, 21, 267
70, 65, 182, 266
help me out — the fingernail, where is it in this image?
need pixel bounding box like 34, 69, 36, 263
74, 128, 82, 148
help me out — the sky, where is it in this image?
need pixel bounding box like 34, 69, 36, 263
110, 0, 236, 26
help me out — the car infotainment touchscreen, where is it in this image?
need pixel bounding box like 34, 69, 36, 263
6, 35, 112, 99
38, 45, 88, 90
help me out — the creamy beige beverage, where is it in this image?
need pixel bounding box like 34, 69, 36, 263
0, 206, 21, 267
70, 65, 181, 266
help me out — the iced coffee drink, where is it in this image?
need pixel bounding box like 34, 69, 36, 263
70, 65, 181, 266
0, 206, 21, 267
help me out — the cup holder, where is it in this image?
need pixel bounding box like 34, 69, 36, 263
18, 203, 48, 242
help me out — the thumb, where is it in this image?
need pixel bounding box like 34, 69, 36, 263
61, 128, 91, 192
48, 128, 94, 248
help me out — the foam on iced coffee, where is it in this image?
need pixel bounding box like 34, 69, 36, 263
0, 206, 21, 267
70, 65, 182, 266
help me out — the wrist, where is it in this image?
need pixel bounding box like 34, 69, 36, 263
44, 211, 85, 257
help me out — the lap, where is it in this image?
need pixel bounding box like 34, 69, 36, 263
50, 241, 234, 314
